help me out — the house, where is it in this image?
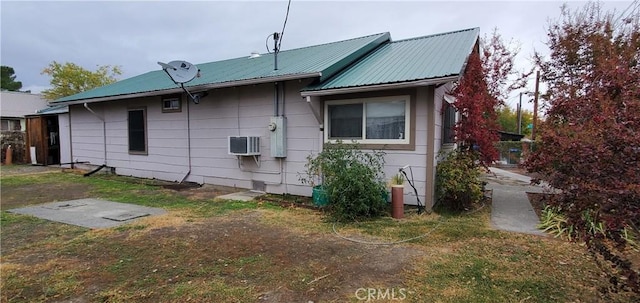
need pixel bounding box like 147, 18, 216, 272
0, 91, 49, 132
51, 28, 479, 208
0, 91, 49, 163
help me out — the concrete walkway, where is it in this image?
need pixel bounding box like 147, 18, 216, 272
9, 198, 167, 229
486, 167, 546, 236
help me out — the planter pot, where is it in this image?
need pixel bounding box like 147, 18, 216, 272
312, 185, 329, 207
391, 185, 404, 219
384, 190, 391, 203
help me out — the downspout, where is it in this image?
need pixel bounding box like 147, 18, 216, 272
274, 82, 279, 116
83, 103, 107, 166
68, 109, 74, 169
281, 81, 285, 116
181, 94, 192, 183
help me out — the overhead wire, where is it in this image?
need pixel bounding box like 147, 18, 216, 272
614, 0, 639, 28
278, 0, 292, 51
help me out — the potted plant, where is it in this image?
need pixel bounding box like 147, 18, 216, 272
390, 173, 405, 219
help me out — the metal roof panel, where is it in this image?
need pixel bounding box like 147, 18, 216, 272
303, 28, 480, 92
53, 33, 390, 103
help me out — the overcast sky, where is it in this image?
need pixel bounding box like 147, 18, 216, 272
0, 0, 634, 110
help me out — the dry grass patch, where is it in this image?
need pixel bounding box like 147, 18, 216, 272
2, 168, 637, 302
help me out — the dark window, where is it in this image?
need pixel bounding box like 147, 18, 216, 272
443, 102, 456, 144
128, 108, 147, 154
328, 103, 363, 139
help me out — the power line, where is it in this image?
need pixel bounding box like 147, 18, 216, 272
278, 0, 292, 51
614, 0, 639, 27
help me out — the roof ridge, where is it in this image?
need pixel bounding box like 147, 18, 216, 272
197, 32, 390, 65
281, 32, 390, 52
390, 27, 479, 43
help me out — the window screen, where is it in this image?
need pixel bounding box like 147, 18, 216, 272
328, 103, 363, 139
128, 108, 146, 153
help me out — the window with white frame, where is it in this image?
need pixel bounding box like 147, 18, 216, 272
324, 95, 410, 144
161, 95, 181, 113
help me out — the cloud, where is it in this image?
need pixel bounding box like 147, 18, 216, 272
1, 0, 632, 112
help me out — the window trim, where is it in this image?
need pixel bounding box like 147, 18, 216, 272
128, 107, 148, 155
442, 100, 457, 144
161, 94, 182, 113
324, 95, 413, 148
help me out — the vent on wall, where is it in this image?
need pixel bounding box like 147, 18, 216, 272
229, 136, 260, 156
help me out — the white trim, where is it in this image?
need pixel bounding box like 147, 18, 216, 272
324, 95, 411, 145
301, 76, 459, 97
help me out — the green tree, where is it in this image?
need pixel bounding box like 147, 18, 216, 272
1, 66, 23, 91
41, 61, 122, 100
496, 105, 533, 136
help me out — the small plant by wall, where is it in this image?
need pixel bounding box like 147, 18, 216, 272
299, 141, 387, 222
434, 151, 483, 212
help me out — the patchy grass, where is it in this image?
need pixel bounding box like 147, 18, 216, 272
1, 167, 636, 302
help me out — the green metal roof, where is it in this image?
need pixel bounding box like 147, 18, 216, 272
53, 32, 390, 103
302, 28, 480, 92
27, 104, 69, 116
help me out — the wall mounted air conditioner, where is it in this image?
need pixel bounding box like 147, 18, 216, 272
228, 136, 260, 156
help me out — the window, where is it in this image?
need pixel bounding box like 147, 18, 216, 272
442, 101, 456, 144
325, 95, 410, 144
161, 95, 181, 113
128, 108, 147, 154
1, 119, 21, 131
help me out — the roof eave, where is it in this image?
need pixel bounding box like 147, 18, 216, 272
300, 75, 460, 97
53, 72, 322, 105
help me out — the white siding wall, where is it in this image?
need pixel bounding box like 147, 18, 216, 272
70, 97, 190, 181
58, 113, 72, 168
69, 80, 322, 195
68, 80, 441, 204
364, 88, 432, 206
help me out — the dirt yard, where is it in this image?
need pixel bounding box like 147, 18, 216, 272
1, 165, 634, 302
0, 166, 420, 302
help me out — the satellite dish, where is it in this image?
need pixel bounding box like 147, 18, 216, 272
157, 60, 205, 104
158, 60, 199, 84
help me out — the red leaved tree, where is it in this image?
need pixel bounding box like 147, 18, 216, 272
452, 52, 500, 165
526, 2, 640, 295
452, 30, 529, 166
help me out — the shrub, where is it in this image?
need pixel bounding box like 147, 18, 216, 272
434, 151, 483, 212
299, 142, 387, 222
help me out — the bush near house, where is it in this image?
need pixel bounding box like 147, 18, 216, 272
299, 142, 387, 222
435, 151, 484, 212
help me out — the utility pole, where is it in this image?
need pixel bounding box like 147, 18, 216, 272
532, 70, 540, 140
517, 92, 522, 135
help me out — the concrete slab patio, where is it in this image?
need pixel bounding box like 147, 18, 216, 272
8, 198, 167, 229
486, 167, 547, 236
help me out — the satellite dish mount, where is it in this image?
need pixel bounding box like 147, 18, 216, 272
158, 61, 206, 104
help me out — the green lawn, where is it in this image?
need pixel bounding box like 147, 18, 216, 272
1, 167, 632, 302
